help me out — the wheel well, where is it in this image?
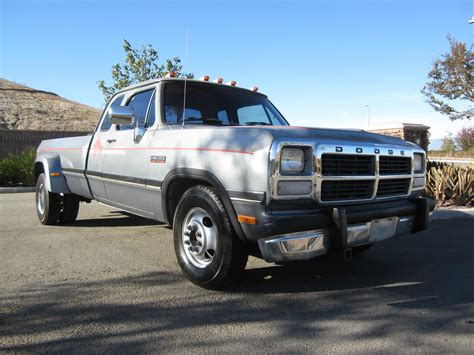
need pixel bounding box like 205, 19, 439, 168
34, 162, 45, 182
166, 177, 211, 226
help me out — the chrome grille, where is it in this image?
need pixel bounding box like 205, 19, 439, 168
377, 178, 411, 197
379, 156, 411, 175
321, 180, 374, 202
322, 154, 375, 176
269, 139, 425, 205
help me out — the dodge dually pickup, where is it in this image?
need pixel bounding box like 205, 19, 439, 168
34, 75, 434, 289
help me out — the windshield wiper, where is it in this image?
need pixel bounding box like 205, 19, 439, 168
200, 118, 238, 126
244, 121, 271, 126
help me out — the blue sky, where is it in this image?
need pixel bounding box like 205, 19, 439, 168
1, 0, 472, 139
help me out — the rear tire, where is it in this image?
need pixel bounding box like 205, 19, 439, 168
36, 173, 61, 225
59, 194, 80, 224
173, 185, 248, 290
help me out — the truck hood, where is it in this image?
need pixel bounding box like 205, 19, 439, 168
172, 125, 419, 153
260, 126, 416, 148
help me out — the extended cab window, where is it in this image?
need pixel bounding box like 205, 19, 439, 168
120, 89, 154, 130
163, 82, 287, 126
100, 94, 124, 131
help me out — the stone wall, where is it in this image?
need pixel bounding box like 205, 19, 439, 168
0, 129, 91, 159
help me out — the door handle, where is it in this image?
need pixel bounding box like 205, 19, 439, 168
107, 139, 116, 143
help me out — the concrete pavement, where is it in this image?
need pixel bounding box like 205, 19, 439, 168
1, 193, 473, 353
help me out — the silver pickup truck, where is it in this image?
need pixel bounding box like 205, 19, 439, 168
34, 76, 434, 289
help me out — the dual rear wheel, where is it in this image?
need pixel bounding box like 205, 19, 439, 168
36, 173, 80, 225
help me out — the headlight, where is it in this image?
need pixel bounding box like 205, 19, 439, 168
414, 153, 424, 173
280, 148, 305, 173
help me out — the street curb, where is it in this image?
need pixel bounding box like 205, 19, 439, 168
0, 187, 35, 194
432, 209, 474, 220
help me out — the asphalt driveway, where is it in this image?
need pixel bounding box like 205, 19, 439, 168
1, 193, 473, 353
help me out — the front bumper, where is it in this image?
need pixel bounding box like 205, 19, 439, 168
258, 215, 419, 262
238, 197, 435, 263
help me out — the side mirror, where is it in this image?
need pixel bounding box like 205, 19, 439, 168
109, 106, 134, 125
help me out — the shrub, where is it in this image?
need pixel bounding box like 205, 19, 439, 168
0, 147, 36, 187
424, 163, 473, 207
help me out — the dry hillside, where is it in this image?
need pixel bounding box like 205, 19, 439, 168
0, 78, 101, 131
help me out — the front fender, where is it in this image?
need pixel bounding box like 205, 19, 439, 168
34, 153, 71, 194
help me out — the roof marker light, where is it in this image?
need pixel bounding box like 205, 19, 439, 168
213, 77, 224, 84
251, 86, 259, 92
199, 75, 210, 81
165, 72, 176, 78
226, 80, 237, 86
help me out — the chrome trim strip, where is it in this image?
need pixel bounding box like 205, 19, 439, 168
101, 176, 145, 187
145, 184, 162, 191
85, 170, 162, 189
227, 190, 265, 202
63, 170, 84, 177
230, 197, 262, 203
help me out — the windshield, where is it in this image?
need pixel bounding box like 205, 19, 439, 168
163, 82, 289, 126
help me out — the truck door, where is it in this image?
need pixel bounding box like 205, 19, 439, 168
101, 88, 156, 217
86, 94, 125, 202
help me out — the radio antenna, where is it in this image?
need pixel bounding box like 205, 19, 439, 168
181, 29, 189, 129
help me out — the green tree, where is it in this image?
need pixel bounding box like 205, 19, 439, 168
455, 126, 474, 151
98, 39, 193, 102
421, 36, 473, 121
440, 133, 456, 152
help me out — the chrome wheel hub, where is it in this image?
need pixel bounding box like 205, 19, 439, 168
37, 183, 46, 215
182, 207, 217, 268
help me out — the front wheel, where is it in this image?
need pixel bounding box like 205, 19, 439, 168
173, 185, 248, 289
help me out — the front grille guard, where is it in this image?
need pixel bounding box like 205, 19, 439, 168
267, 139, 426, 205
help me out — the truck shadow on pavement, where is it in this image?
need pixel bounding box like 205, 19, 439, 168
1, 220, 473, 352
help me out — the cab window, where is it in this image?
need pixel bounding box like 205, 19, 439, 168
120, 89, 154, 130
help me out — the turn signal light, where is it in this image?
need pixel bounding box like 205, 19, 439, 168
200, 75, 210, 81
165, 72, 176, 78
50, 172, 60, 177
213, 77, 224, 84
238, 215, 256, 225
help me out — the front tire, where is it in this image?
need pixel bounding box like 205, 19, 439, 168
36, 173, 61, 225
352, 244, 373, 256
173, 185, 248, 289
